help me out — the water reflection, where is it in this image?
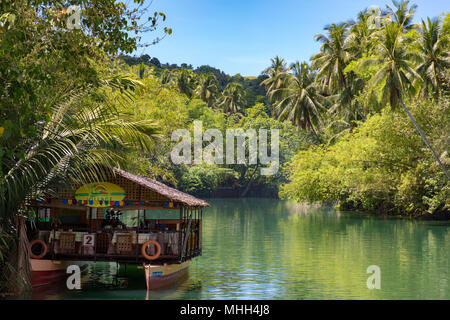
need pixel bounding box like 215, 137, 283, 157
31, 198, 449, 299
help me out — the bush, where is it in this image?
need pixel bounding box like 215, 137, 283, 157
179, 165, 236, 197
280, 98, 449, 217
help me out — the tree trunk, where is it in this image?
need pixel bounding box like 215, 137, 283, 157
5, 216, 32, 295
240, 165, 259, 197
400, 100, 450, 180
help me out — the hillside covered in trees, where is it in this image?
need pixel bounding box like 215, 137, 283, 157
119, 1, 449, 217
120, 54, 270, 111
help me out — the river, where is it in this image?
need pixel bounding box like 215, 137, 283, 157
30, 198, 450, 300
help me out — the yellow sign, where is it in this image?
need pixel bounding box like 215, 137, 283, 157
75, 182, 126, 207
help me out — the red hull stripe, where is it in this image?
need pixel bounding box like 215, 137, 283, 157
31, 270, 68, 287
148, 267, 189, 289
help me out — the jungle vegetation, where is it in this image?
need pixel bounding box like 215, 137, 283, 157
0, 0, 449, 295
121, 1, 449, 218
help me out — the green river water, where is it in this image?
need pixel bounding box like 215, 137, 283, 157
30, 198, 449, 300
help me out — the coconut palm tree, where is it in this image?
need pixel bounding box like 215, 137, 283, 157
414, 18, 450, 99
359, 21, 449, 180
345, 10, 380, 59
219, 82, 247, 115
160, 69, 175, 85
174, 68, 198, 98
323, 72, 370, 145
195, 73, 220, 107
357, 22, 420, 110
386, 0, 417, 31
328, 73, 366, 118
311, 23, 351, 93
272, 62, 325, 133
261, 56, 290, 102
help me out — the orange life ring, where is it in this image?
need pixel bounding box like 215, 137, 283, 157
141, 240, 161, 261
29, 239, 47, 259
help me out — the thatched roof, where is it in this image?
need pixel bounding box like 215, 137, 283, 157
114, 168, 209, 207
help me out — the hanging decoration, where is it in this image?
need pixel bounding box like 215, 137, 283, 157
60, 197, 180, 209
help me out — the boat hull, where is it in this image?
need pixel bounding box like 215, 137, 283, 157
144, 261, 190, 290
31, 259, 87, 288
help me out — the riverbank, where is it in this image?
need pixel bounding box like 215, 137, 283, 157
194, 191, 450, 220
19, 198, 450, 300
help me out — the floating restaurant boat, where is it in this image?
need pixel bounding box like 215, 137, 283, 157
27, 167, 209, 290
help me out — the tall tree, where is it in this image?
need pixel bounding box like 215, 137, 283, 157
273, 62, 325, 133
311, 23, 350, 92
174, 68, 198, 98
195, 73, 220, 107
219, 82, 247, 115
386, 0, 417, 31
345, 10, 380, 59
160, 69, 176, 85
261, 56, 290, 102
358, 22, 420, 110
0, 0, 169, 293
414, 18, 450, 99
359, 20, 448, 180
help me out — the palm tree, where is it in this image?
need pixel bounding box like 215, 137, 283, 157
261, 56, 290, 102
386, 0, 417, 31
195, 73, 220, 107
357, 22, 420, 110
345, 10, 380, 59
219, 82, 247, 115
0, 74, 159, 291
272, 62, 325, 134
414, 18, 450, 99
160, 69, 175, 85
359, 21, 449, 180
329, 73, 366, 117
2, 74, 159, 214
175, 68, 198, 98
311, 23, 350, 92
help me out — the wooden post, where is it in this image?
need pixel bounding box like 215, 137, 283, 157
136, 210, 140, 262
143, 209, 146, 232
90, 208, 96, 261
51, 209, 56, 260
178, 205, 183, 261
181, 209, 193, 260
144, 263, 150, 291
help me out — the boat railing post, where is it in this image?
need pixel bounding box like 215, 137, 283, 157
51, 225, 55, 260
178, 205, 183, 262
136, 209, 140, 262
181, 209, 193, 261
144, 262, 150, 291
91, 208, 96, 262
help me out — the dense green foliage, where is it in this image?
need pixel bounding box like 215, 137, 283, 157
1, 0, 449, 294
116, 63, 306, 197
276, 2, 449, 217
119, 2, 448, 217
121, 55, 270, 111
0, 0, 169, 292
280, 100, 449, 215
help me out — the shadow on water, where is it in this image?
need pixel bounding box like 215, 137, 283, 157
27, 198, 450, 300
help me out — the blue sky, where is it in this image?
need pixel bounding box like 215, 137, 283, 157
138, 0, 449, 76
